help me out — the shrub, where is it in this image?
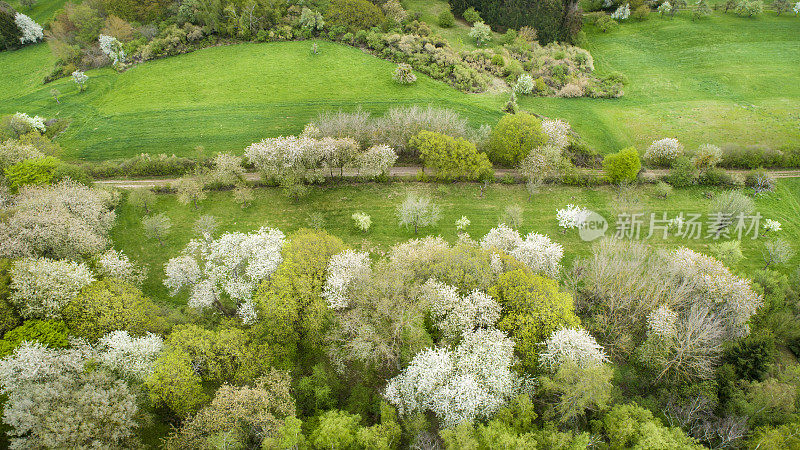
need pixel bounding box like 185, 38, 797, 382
720, 145, 784, 169
736, 0, 763, 16
698, 167, 737, 187
596, 16, 619, 32
3, 156, 59, 191
392, 63, 417, 84
438, 9, 456, 27
711, 240, 744, 266
469, 21, 492, 46
411, 130, 493, 181
462, 6, 482, 23
632, 4, 650, 19
352, 212, 372, 232
326, 0, 385, 32
514, 73, 535, 95
692, 143, 723, 169
645, 138, 684, 167
745, 168, 776, 194
488, 113, 548, 166
653, 181, 673, 198
602, 146, 641, 183
709, 191, 755, 233
666, 156, 697, 187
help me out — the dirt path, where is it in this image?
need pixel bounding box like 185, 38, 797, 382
94, 167, 800, 189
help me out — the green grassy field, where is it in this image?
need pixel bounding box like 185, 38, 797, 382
1, 8, 798, 161
7, 0, 68, 23
113, 180, 800, 307
519, 14, 800, 152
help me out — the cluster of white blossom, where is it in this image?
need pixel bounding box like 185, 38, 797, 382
479, 226, 563, 277
794, 1, 800, 13
455, 216, 471, 232
0, 341, 138, 448
10, 258, 95, 319
658, 1, 672, 14
97, 331, 163, 380
323, 250, 372, 310
510, 232, 564, 278
98, 34, 125, 65
541, 119, 571, 150
14, 13, 43, 44
556, 204, 590, 230
351, 212, 372, 232
72, 70, 88, 90
388, 236, 450, 272
763, 219, 782, 233
479, 224, 523, 253
11, 112, 46, 132
423, 280, 500, 342
237, 300, 258, 325
0, 180, 117, 259
668, 247, 762, 338
645, 138, 684, 166
539, 327, 609, 371
384, 329, 517, 427
164, 227, 285, 312
0, 141, 44, 168
647, 305, 679, 339
514, 74, 534, 95
355, 144, 398, 176
94, 249, 147, 285
611, 3, 631, 19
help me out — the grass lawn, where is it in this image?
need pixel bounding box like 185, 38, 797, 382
519, 13, 800, 152
1, 7, 798, 160
113, 179, 800, 308
7, 0, 68, 23
0, 40, 502, 161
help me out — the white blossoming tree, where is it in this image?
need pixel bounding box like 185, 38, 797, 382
384, 328, 518, 428
98, 34, 126, 66
98, 331, 163, 380
164, 227, 285, 320
0, 179, 117, 259
0, 341, 139, 448
94, 249, 147, 285
14, 12, 42, 44
72, 70, 88, 92
323, 249, 372, 310
541, 119, 571, 150
11, 112, 46, 132
396, 194, 441, 234
539, 327, 609, 371
479, 226, 564, 277
556, 204, 590, 232
644, 137, 684, 167
356, 144, 398, 177
10, 258, 95, 319
422, 280, 500, 342
611, 3, 631, 19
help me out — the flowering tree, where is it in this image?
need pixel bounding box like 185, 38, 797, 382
384, 329, 517, 427
10, 258, 95, 319
351, 212, 372, 232
173, 175, 206, 209
323, 249, 372, 310
611, 3, 631, 19
0, 342, 139, 448
11, 112, 46, 132
541, 119, 571, 150
469, 21, 492, 46
514, 74, 534, 95
455, 216, 471, 233
556, 204, 590, 232
510, 232, 564, 278
14, 12, 42, 44
539, 327, 609, 371
393, 63, 417, 84
763, 219, 782, 234
422, 280, 500, 342
98, 330, 163, 380
72, 70, 88, 92
692, 144, 722, 170
479, 224, 522, 254
356, 144, 398, 177
645, 138, 683, 167
98, 34, 125, 66
396, 194, 440, 234
164, 227, 285, 320
0, 180, 116, 259
94, 249, 147, 285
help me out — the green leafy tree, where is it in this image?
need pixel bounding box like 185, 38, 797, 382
309, 410, 362, 449
601, 403, 703, 449
4, 156, 59, 191
0, 319, 70, 356
488, 113, 548, 166
488, 269, 580, 371
325, 0, 384, 32
63, 278, 165, 341
146, 349, 209, 418
539, 361, 613, 423
602, 146, 641, 183
411, 130, 493, 181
